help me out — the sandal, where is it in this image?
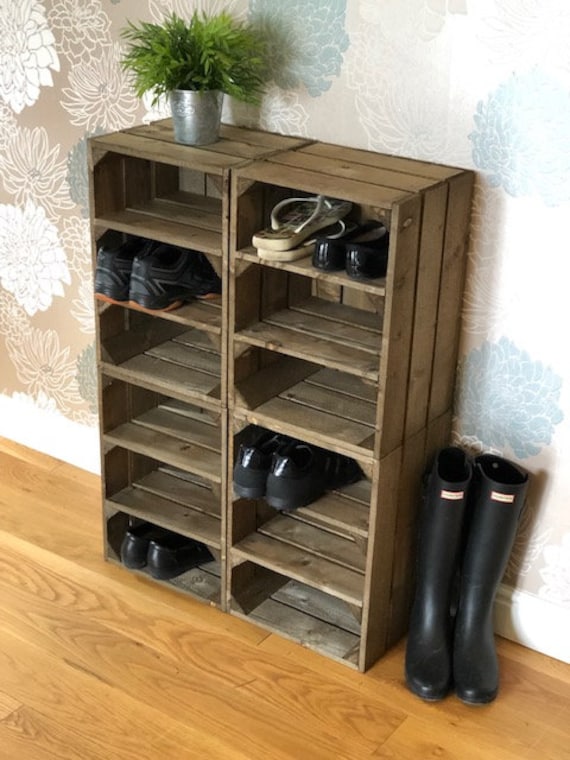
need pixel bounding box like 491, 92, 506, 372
252, 195, 352, 252
257, 220, 353, 262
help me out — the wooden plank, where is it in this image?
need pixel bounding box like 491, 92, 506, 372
280, 379, 377, 427
258, 514, 366, 573
95, 209, 223, 254
268, 150, 438, 193
101, 318, 186, 366
266, 307, 381, 354
135, 468, 220, 518
134, 407, 221, 452
291, 296, 383, 333
272, 579, 362, 635
246, 396, 375, 456
295, 490, 370, 538
305, 368, 378, 403
429, 171, 474, 420
405, 183, 449, 436
241, 160, 412, 207
102, 353, 221, 404
99, 300, 223, 334
173, 327, 222, 352
103, 422, 223, 483
106, 487, 221, 547
145, 340, 221, 376
376, 194, 422, 456
237, 249, 387, 296
131, 193, 223, 232
233, 355, 316, 411
236, 598, 359, 663
232, 533, 365, 606
300, 141, 465, 181
234, 321, 380, 380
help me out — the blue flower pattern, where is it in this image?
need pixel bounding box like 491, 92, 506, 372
250, 0, 349, 96
470, 68, 570, 207
457, 337, 564, 459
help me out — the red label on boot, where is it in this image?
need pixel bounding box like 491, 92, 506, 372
440, 489, 464, 500
491, 491, 515, 503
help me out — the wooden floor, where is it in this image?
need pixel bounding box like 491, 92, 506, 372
0, 438, 568, 760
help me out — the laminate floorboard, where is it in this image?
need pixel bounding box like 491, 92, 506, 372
0, 437, 568, 759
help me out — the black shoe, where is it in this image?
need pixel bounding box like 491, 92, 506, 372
312, 221, 388, 276
265, 442, 363, 511
120, 521, 172, 569
233, 429, 291, 499
129, 244, 221, 312
94, 235, 150, 304
146, 534, 214, 580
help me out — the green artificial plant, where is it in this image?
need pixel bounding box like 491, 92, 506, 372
121, 11, 268, 105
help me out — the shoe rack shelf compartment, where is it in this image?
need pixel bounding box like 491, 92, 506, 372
90, 122, 473, 667
228, 140, 474, 670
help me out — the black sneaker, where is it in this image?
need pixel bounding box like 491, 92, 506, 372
146, 533, 214, 580
129, 244, 221, 312
94, 235, 151, 304
265, 442, 363, 511
233, 428, 292, 499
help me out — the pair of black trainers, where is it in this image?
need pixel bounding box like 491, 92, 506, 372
120, 520, 214, 580
95, 235, 221, 312
233, 428, 363, 511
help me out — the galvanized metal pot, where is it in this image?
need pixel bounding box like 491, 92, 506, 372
169, 89, 224, 146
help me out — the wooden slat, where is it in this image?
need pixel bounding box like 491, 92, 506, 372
233, 356, 316, 412
145, 341, 221, 376
106, 487, 221, 548
173, 328, 221, 352
305, 368, 378, 403
295, 491, 370, 538
235, 598, 359, 663
97, 300, 223, 333
134, 407, 221, 452
300, 141, 465, 181
232, 533, 364, 606
103, 422, 222, 483
272, 579, 362, 635
130, 194, 222, 232
235, 321, 379, 380
135, 468, 220, 518
95, 209, 223, 254
245, 396, 375, 457
239, 161, 411, 207
238, 249, 387, 296
268, 150, 437, 193
102, 353, 221, 405
280, 379, 377, 427
291, 296, 383, 333
258, 515, 366, 573
266, 307, 381, 354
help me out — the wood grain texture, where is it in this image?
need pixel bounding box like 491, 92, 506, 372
0, 438, 568, 760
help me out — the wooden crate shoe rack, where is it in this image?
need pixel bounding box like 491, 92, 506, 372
89, 120, 309, 608
227, 141, 473, 671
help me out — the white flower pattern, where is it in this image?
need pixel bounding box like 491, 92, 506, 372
0, 201, 71, 316
0, 0, 60, 113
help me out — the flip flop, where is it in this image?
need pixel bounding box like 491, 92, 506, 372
256, 220, 353, 262
252, 195, 352, 252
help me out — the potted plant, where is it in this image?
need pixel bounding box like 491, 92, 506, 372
121, 11, 268, 146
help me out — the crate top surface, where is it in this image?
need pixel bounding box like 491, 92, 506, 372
89, 119, 311, 174
233, 139, 472, 207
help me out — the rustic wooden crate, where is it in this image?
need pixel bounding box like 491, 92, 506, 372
227, 141, 473, 670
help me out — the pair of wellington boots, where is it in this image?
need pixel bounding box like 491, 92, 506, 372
405, 447, 529, 704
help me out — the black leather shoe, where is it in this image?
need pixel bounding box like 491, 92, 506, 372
312, 221, 388, 275
95, 235, 151, 304
120, 521, 171, 569
233, 428, 292, 499
146, 534, 214, 580
345, 222, 389, 280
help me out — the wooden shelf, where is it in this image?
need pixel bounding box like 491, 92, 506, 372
104, 420, 222, 484
97, 299, 223, 333
234, 297, 382, 380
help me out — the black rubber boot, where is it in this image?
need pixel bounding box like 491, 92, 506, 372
453, 454, 528, 705
405, 447, 472, 701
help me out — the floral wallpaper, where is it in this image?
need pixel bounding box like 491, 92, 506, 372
0, 0, 568, 656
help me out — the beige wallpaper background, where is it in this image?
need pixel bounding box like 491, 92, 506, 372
0, 0, 568, 661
